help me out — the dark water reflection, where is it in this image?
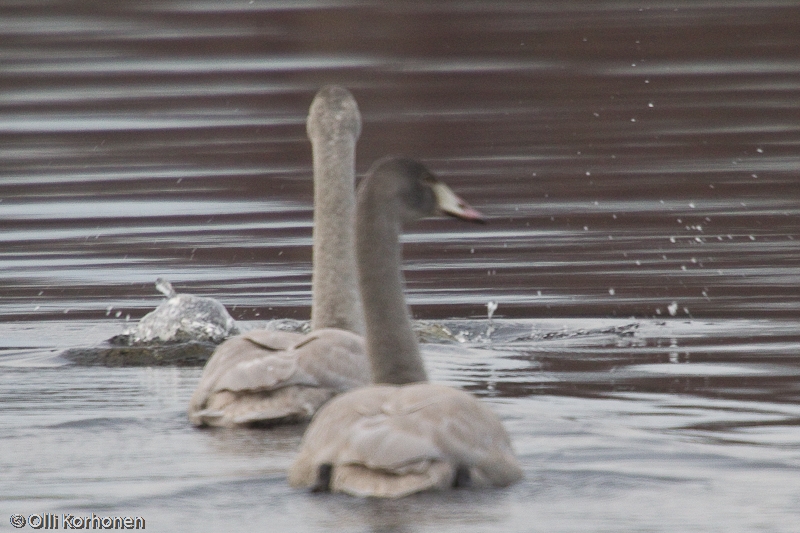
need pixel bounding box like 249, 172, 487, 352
2, 2, 800, 532
4, 0, 800, 321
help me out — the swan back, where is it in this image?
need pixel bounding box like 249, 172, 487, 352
188, 328, 368, 427
288, 383, 522, 497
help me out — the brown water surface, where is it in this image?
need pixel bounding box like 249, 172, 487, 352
2, 2, 800, 532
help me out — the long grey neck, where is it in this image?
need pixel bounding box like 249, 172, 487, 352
308, 91, 365, 335
356, 181, 428, 384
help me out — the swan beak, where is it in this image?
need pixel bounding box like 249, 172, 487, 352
431, 181, 486, 223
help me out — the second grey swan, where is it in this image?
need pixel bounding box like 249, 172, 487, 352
188, 86, 369, 427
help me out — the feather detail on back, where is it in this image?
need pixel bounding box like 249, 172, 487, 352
288, 383, 522, 497
188, 329, 369, 427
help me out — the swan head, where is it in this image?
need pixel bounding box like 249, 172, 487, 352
307, 85, 362, 142
364, 157, 485, 224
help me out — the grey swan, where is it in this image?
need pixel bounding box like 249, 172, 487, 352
288, 158, 523, 497
188, 86, 369, 427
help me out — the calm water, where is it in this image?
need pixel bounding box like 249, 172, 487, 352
2, 1, 800, 532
